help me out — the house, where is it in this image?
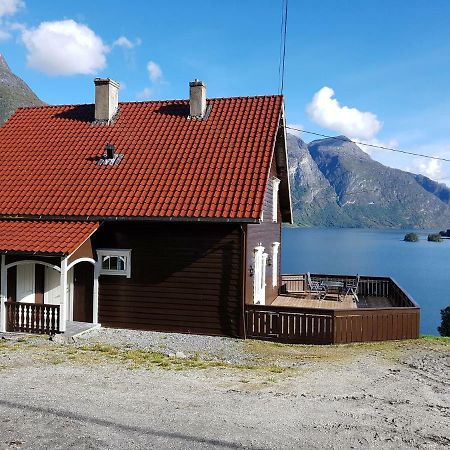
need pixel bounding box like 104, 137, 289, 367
0, 78, 420, 344
0, 78, 292, 337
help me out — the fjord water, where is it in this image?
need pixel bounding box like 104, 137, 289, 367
282, 228, 450, 335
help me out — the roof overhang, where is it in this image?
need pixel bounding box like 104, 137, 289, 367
275, 102, 293, 224
0, 220, 100, 257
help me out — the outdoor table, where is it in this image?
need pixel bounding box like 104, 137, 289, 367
321, 280, 345, 301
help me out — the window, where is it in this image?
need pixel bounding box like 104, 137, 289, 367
272, 242, 280, 287
97, 249, 131, 278
272, 178, 280, 222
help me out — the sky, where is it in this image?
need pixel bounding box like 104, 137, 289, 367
1, 0, 450, 183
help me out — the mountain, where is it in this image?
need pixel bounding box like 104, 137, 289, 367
288, 133, 450, 228
0, 54, 44, 125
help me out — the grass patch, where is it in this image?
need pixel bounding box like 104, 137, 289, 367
420, 335, 450, 344
0, 339, 287, 374
243, 336, 450, 366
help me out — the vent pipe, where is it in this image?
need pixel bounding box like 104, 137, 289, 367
105, 143, 115, 159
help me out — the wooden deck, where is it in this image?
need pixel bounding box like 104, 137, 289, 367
272, 294, 394, 310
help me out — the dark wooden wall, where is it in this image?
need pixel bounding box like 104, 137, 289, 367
244, 161, 282, 306
92, 222, 243, 337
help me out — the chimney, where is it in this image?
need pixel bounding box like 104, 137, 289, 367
94, 78, 120, 122
189, 79, 207, 118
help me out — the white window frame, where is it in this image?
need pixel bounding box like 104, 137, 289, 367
97, 249, 131, 278
272, 242, 280, 287
272, 177, 281, 222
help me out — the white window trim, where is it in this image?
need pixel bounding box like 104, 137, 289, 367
272, 177, 281, 222
272, 242, 280, 287
97, 249, 131, 278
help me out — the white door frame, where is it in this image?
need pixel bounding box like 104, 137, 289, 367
253, 245, 267, 305
67, 268, 74, 321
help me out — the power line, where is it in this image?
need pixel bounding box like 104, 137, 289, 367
278, 0, 288, 95
285, 126, 450, 163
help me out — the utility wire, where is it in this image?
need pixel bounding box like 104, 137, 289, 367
285, 126, 450, 163
278, 0, 288, 95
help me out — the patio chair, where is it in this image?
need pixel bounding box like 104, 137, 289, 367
307, 272, 327, 300
344, 275, 360, 302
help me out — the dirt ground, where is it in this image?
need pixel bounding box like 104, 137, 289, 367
0, 332, 449, 449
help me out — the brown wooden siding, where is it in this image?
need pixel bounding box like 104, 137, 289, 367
244, 160, 282, 306
92, 222, 243, 337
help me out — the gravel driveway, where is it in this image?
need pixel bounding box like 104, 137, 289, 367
0, 329, 449, 449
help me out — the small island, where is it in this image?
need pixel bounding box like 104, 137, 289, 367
404, 232, 419, 242
428, 233, 443, 242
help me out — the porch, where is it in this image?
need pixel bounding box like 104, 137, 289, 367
0, 220, 100, 335
245, 274, 420, 344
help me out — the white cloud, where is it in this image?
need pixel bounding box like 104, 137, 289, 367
21, 20, 108, 75
405, 156, 445, 181
112, 36, 141, 49
307, 86, 382, 141
0, 0, 23, 18
147, 60, 162, 82
136, 87, 153, 100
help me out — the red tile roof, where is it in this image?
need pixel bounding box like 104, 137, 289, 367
0, 96, 283, 220
0, 220, 99, 255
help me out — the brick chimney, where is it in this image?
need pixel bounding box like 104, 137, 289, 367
189, 79, 206, 118
94, 78, 120, 123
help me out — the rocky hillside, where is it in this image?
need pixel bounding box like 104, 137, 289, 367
288, 134, 450, 228
0, 54, 44, 125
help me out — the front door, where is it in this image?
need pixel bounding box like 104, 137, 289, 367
16, 264, 35, 303
73, 263, 93, 322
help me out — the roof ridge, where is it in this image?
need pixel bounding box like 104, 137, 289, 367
16, 94, 283, 111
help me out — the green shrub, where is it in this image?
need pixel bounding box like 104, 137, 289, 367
404, 232, 419, 242
438, 307, 450, 336
427, 233, 443, 242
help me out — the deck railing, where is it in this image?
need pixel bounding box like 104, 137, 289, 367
247, 274, 420, 344
245, 304, 334, 344
6, 302, 60, 334
281, 273, 418, 308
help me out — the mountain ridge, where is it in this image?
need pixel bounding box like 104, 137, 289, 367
288, 133, 450, 228
0, 54, 44, 125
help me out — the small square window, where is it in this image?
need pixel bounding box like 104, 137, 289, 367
97, 249, 131, 277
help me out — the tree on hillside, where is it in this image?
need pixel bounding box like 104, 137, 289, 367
438, 307, 450, 336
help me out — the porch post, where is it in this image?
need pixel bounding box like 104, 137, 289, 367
60, 257, 67, 332
92, 263, 99, 324
0, 255, 6, 332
